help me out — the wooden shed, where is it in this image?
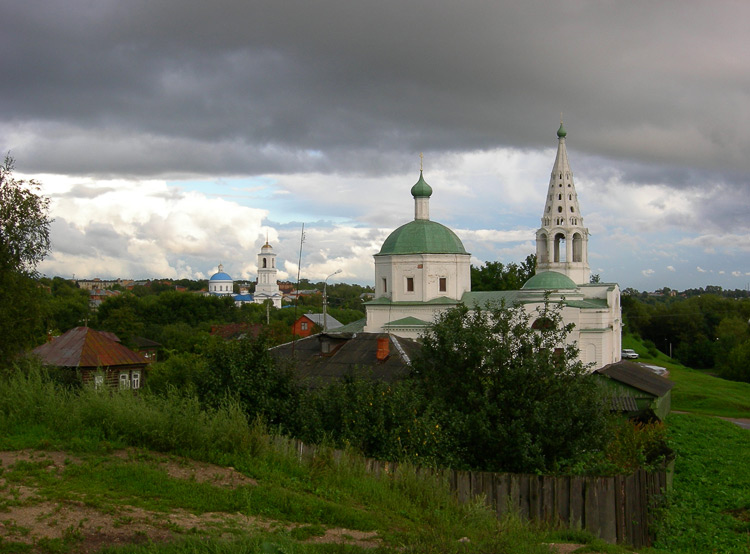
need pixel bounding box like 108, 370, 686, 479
594, 361, 674, 421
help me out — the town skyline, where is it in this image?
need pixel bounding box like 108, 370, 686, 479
4, 1, 750, 291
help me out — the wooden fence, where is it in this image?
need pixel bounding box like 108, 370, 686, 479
275, 437, 672, 549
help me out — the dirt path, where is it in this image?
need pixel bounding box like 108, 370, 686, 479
0, 449, 380, 553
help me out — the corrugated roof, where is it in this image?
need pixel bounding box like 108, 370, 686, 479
302, 313, 343, 328
32, 327, 149, 368
596, 361, 674, 397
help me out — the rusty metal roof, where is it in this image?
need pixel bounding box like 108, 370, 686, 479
596, 361, 674, 397
32, 327, 148, 369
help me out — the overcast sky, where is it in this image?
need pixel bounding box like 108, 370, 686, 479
3, 1, 750, 291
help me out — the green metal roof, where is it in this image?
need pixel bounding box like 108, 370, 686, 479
557, 122, 567, 138
522, 271, 577, 290
376, 220, 467, 256
383, 316, 431, 328
410, 171, 433, 198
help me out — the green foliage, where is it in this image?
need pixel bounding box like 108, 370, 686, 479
410, 300, 610, 473
0, 156, 51, 358
0, 155, 50, 275
652, 414, 750, 554
0, 362, 550, 554
622, 292, 750, 380
200, 335, 300, 428
470, 254, 536, 291
294, 378, 450, 466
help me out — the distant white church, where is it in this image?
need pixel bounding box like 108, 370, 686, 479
364, 123, 622, 368
208, 239, 283, 308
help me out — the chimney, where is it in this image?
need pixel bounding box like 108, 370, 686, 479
376, 335, 390, 361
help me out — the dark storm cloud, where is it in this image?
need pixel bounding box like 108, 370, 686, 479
3, 0, 750, 184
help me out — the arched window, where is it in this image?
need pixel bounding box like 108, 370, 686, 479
554, 233, 566, 262
262, 258, 267, 268
537, 233, 549, 263
558, 193, 562, 200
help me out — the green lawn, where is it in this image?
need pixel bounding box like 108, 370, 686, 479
648, 413, 750, 554
622, 335, 750, 418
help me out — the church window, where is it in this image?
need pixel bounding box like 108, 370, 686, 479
547, 206, 551, 212
558, 193, 562, 200
531, 317, 554, 330
272, 259, 274, 268
406, 277, 414, 292
554, 233, 566, 262
568, 194, 572, 200
557, 206, 563, 213
560, 173, 563, 179
439, 277, 447, 292
559, 183, 562, 187
382, 278, 387, 293
568, 184, 571, 187
570, 206, 574, 212
263, 258, 267, 268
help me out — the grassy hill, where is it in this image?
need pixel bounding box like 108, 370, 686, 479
622, 334, 750, 418
1, 347, 748, 553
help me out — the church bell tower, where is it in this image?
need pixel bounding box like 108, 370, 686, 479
535, 122, 591, 284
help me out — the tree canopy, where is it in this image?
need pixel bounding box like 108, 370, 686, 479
470, 254, 536, 291
0, 156, 51, 359
409, 300, 610, 472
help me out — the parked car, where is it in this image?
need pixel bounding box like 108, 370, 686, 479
621, 348, 639, 359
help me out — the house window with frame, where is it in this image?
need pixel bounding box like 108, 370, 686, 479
406, 277, 414, 292
132, 371, 141, 390
119, 372, 130, 389
94, 374, 104, 390
301, 322, 308, 330
439, 277, 447, 292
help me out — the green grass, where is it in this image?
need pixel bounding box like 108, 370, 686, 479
0, 366, 555, 554
648, 413, 750, 554
622, 335, 750, 418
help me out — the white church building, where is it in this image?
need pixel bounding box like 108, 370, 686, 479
364, 123, 622, 369
207, 239, 283, 308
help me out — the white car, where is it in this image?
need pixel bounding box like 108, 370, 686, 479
621, 349, 639, 359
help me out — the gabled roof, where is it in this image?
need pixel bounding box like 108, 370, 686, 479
271, 332, 421, 385
383, 316, 430, 328
300, 313, 343, 329
32, 327, 148, 369
596, 361, 674, 397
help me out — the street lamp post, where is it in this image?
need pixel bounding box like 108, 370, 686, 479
323, 269, 342, 332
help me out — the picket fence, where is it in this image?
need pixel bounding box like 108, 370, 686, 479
274, 437, 672, 548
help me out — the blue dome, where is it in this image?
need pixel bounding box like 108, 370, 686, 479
210, 272, 232, 281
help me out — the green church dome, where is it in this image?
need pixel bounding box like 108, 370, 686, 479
557, 122, 567, 138
410, 171, 433, 198
522, 271, 577, 290
377, 220, 467, 256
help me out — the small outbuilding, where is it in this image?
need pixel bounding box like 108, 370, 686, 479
594, 361, 674, 421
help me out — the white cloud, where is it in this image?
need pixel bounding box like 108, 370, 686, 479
667, 265, 675, 271
697, 266, 707, 273
641, 269, 655, 277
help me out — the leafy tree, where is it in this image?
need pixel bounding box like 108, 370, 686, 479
471, 254, 536, 291
409, 300, 609, 473
0, 156, 51, 358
